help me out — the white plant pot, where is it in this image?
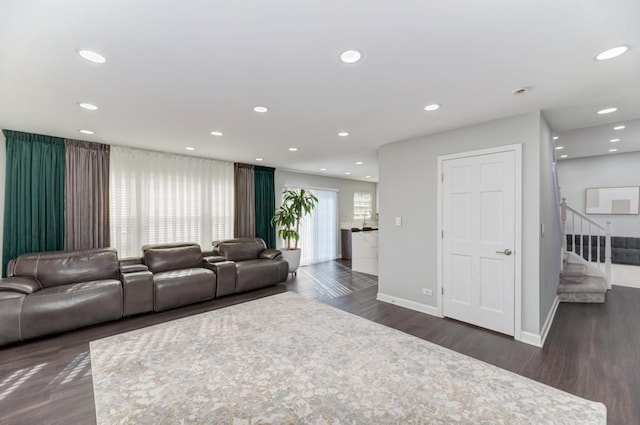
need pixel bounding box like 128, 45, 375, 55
281, 249, 301, 276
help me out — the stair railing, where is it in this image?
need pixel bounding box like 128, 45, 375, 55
560, 198, 612, 289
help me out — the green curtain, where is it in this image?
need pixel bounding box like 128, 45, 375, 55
2, 130, 65, 276
254, 166, 276, 248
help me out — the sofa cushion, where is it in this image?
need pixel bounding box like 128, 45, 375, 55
153, 268, 215, 311
20, 279, 123, 339
12, 249, 119, 288
144, 244, 203, 273
217, 239, 266, 261
235, 259, 288, 292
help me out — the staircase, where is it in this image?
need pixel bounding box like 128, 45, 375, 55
558, 251, 608, 303
557, 198, 612, 303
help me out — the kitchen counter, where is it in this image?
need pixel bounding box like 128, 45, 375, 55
351, 229, 378, 276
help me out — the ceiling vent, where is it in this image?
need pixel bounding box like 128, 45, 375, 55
512, 87, 530, 95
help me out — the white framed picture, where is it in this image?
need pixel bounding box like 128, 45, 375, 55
585, 186, 640, 215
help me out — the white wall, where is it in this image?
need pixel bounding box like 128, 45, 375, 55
274, 169, 377, 226
0, 131, 5, 269
378, 111, 543, 334
558, 152, 640, 237
538, 116, 562, 327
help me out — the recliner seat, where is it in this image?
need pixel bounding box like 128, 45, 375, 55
212, 238, 289, 294
142, 243, 217, 311
0, 248, 122, 343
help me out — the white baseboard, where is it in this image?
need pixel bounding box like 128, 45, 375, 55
376, 293, 443, 318
540, 296, 560, 347
377, 292, 559, 349
518, 296, 559, 348
518, 331, 543, 347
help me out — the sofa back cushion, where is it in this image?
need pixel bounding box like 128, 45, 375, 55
13, 249, 119, 288
216, 238, 266, 262
143, 243, 203, 273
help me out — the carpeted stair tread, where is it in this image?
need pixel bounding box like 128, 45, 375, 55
558, 275, 607, 293
560, 263, 587, 277
558, 292, 605, 303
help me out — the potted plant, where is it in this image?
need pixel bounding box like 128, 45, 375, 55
271, 188, 318, 275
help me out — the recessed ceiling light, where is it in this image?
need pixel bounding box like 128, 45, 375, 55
253, 106, 268, 113
610, 138, 620, 143
210, 131, 223, 136
424, 104, 440, 111
555, 146, 564, 150
597, 107, 617, 115
77, 49, 106, 64
78, 129, 94, 135
320, 168, 327, 171
338, 131, 349, 137
596, 46, 628, 61
255, 158, 263, 161
185, 147, 195, 151
553, 136, 559, 140
560, 155, 568, 159
609, 148, 618, 153
288, 147, 298, 152
78, 102, 98, 110
339, 50, 362, 64
614, 125, 626, 130
365, 175, 371, 178
345, 172, 351, 175
356, 161, 363, 165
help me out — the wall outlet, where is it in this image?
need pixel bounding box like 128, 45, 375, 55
422, 288, 433, 296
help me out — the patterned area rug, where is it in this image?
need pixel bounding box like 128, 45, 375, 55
90, 292, 606, 424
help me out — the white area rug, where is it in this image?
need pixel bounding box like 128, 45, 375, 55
90, 292, 606, 424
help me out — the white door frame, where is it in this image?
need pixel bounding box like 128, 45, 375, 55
436, 144, 523, 341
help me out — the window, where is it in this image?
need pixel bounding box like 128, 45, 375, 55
109, 146, 234, 257
353, 192, 373, 221
284, 187, 339, 266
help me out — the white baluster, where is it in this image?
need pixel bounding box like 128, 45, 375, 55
605, 221, 612, 290
588, 223, 592, 263
560, 198, 567, 252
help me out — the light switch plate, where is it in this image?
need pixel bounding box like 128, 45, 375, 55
395, 216, 402, 227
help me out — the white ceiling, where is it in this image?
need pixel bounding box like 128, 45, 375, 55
1, 0, 639, 182
555, 118, 639, 160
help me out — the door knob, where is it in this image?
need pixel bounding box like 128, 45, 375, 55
496, 249, 512, 256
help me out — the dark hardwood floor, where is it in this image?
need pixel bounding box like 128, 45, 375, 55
0, 260, 638, 424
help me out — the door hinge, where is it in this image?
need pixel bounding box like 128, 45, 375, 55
441, 287, 444, 295
441, 173, 444, 182
441, 230, 444, 239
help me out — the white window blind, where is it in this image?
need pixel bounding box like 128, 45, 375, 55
285, 187, 339, 266
109, 146, 234, 257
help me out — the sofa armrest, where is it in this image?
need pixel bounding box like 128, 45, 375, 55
203, 255, 226, 264
121, 271, 154, 316
6, 259, 17, 277
120, 264, 149, 273
0, 277, 41, 294
203, 260, 236, 297
259, 249, 282, 260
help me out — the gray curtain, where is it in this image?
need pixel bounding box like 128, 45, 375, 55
234, 163, 255, 238
64, 139, 110, 250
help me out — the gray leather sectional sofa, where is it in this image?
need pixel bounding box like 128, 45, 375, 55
0, 238, 288, 346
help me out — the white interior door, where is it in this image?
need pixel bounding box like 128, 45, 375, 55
442, 150, 516, 335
